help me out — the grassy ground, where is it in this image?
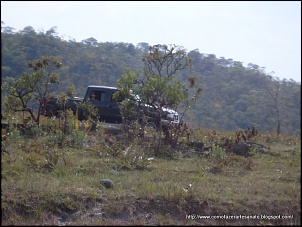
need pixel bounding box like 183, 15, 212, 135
1, 121, 301, 226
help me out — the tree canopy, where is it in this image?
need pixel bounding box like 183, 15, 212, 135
1, 23, 300, 135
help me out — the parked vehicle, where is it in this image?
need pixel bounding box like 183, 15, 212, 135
43, 85, 179, 128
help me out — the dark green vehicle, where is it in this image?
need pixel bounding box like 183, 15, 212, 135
44, 85, 179, 126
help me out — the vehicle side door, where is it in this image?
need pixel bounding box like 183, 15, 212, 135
88, 89, 107, 119
101, 90, 121, 123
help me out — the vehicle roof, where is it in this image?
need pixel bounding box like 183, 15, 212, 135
87, 85, 118, 90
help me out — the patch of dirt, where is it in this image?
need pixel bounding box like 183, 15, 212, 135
8, 196, 297, 226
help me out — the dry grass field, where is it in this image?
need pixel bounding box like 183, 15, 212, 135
1, 118, 301, 226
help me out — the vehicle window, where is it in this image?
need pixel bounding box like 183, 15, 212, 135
90, 90, 105, 101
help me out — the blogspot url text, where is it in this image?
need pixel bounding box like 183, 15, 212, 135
186, 214, 294, 221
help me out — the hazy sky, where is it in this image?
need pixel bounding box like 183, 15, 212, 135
1, 1, 301, 82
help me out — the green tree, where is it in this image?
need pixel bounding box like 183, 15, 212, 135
115, 44, 202, 155
2, 56, 62, 125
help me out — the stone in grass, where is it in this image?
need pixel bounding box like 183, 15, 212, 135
101, 179, 114, 189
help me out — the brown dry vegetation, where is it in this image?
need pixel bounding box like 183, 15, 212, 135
1, 116, 301, 226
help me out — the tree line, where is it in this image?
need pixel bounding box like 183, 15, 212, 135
1, 22, 301, 135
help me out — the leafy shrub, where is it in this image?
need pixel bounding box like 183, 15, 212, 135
65, 129, 87, 149
209, 144, 226, 163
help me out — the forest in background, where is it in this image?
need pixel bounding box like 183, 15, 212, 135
1, 24, 301, 135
